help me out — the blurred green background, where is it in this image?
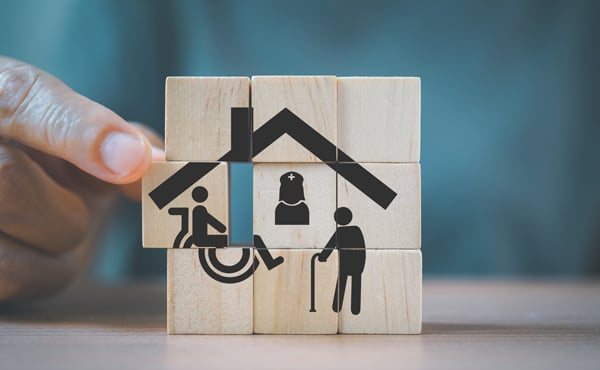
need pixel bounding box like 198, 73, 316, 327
1, 0, 599, 279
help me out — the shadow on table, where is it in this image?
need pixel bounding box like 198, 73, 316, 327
0, 280, 166, 331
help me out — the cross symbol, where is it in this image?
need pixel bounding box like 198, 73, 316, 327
287, 173, 295, 181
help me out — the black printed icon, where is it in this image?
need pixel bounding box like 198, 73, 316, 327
191, 186, 227, 247
150, 108, 397, 212
173, 186, 228, 248
309, 252, 321, 312
275, 171, 309, 225
167, 186, 283, 283
197, 247, 257, 284
196, 236, 283, 284
317, 207, 365, 315
148, 107, 395, 288
168, 232, 283, 284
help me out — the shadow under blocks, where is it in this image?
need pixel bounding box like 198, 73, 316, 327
141, 76, 421, 334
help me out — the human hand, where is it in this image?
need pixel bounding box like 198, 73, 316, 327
0, 57, 164, 302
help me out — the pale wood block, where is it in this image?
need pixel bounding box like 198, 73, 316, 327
253, 163, 336, 249
252, 76, 337, 162
253, 249, 338, 334
338, 77, 420, 163
167, 248, 253, 334
165, 77, 250, 161
142, 162, 228, 248
338, 249, 421, 334
337, 163, 421, 249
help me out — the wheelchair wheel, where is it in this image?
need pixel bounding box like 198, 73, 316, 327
183, 236, 257, 284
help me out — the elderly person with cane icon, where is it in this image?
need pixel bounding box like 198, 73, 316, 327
318, 207, 366, 315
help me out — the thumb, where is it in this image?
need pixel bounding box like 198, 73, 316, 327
0, 57, 151, 184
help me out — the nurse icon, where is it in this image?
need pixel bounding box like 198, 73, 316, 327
275, 171, 310, 225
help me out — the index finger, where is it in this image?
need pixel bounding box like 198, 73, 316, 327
0, 57, 151, 184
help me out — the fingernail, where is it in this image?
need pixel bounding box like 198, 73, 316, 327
151, 145, 166, 161
101, 132, 148, 178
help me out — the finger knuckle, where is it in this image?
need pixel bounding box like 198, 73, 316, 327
0, 63, 75, 152
0, 63, 40, 129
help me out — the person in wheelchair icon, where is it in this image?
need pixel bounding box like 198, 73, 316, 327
168, 186, 283, 284
189, 186, 228, 248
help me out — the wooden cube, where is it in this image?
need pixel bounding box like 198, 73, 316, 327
338, 77, 420, 163
338, 249, 421, 334
337, 163, 421, 249
252, 76, 337, 162
165, 77, 250, 161
167, 248, 253, 334
142, 161, 228, 248
253, 163, 336, 249
253, 249, 338, 334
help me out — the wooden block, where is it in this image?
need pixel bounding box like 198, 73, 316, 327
337, 163, 421, 249
165, 77, 250, 161
338, 77, 420, 163
253, 163, 336, 249
252, 76, 337, 162
338, 249, 421, 334
142, 162, 228, 248
253, 249, 338, 334
167, 248, 253, 334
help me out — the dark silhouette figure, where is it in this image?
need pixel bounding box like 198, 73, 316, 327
191, 186, 228, 247
319, 207, 366, 315
275, 171, 309, 225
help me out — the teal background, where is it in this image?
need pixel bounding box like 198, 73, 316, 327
1, 0, 599, 278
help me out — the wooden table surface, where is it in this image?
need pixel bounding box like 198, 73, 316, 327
1, 279, 599, 370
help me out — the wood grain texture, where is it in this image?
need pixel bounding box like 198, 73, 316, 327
253, 249, 338, 334
338, 249, 421, 334
165, 77, 249, 161
337, 163, 421, 249
4, 280, 600, 369
142, 162, 228, 248
253, 163, 336, 249
167, 248, 253, 334
252, 75, 337, 162
338, 77, 420, 163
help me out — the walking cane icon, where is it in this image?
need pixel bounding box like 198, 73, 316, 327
309, 253, 321, 312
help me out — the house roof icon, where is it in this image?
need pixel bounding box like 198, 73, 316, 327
149, 108, 397, 210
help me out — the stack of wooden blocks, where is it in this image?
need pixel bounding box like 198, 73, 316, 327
142, 76, 421, 335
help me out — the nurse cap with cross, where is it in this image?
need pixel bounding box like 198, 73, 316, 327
279, 171, 305, 203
